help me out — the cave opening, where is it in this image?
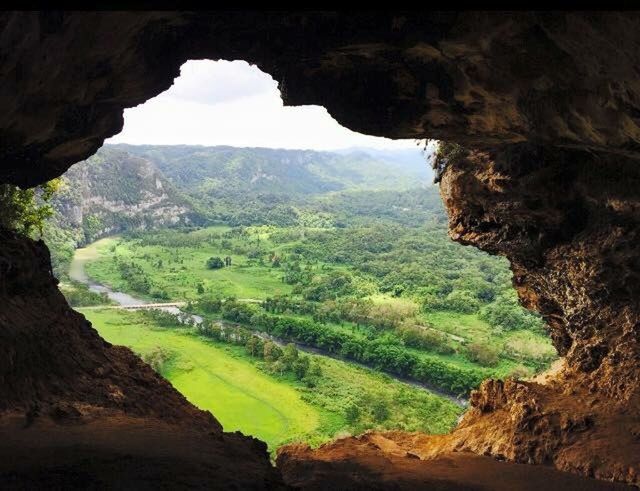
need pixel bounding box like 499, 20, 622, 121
6, 11, 640, 488
30, 59, 558, 455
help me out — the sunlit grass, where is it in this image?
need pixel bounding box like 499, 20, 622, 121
82, 307, 320, 449
80, 307, 463, 450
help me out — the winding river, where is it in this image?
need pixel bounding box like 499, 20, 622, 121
70, 239, 467, 408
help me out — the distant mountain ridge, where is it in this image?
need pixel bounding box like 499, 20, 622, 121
108, 144, 434, 197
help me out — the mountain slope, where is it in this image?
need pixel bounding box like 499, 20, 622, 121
44, 147, 200, 276
45, 144, 436, 275
108, 144, 433, 196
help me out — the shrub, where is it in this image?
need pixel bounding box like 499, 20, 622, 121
61, 281, 109, 307
292, 356, 310, 380
142, 346, 173, 373
466, 342, 500, 367
397, 324, 455, 355
480, 293, 544, 332
507, 365, 532, 380
345, 403, 360, 424
442, 290, 480, 314
371, 399, 390, 423
206, 256, 225, 269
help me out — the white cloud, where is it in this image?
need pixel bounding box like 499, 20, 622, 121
166, 60, 277, 105
107, 60, 420, 151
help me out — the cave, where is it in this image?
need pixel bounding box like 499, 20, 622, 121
1, 10, 639, 490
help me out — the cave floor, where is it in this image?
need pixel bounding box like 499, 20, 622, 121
0, 413, 627, 490
0, 412, 284, 490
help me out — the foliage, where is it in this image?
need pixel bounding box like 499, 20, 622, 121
371, 398, 390, 423
0, 179, 61, 236
60, 281, 111, 307
344, 403, 360, 424
433, 141, 466, 183
480, 292, 544, 333
142, 346, 174, 372
83, 222, 554, 391
465, 342, 501, 367
206, 305, 488, 396
397, 324, 455, 355
206, 256, 225, 269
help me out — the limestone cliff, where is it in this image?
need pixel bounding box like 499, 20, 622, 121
48, 146, 197, 245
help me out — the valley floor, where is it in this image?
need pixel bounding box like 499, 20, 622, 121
82, 307, 460, 451
82, 308, 321, 450
64, 226, 558, 451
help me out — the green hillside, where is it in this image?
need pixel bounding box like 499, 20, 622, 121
110, 144, 433, 195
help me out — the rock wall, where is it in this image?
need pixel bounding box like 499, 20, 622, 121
435, 144, 640, 481
3, 12, 640, 185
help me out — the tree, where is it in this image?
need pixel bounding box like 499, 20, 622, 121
263, 341, 282, 362
198, 296, 222, 313
308, 360, 322, 378
245, 336, 264, 358
443, 290, 481, 314
292, 355, 310, 380
480, 292, 544, 332
371, 399, 390, 423
282, 343, 299, 369
0, 179, 61, 236
270, 359, 287, 376
206, 256, 225, 269
302, 360, 323, 387
345, 403, 360, 424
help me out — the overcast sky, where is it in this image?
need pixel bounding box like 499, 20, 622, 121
107, 60, 422, 151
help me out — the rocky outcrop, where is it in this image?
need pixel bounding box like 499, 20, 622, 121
3, 10, 640, 489
276, 432, 627, 490
435, 144, 640, 481
48, 146, 196, 245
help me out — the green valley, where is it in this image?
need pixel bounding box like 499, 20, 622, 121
46, 143, 556, 453
81, 307, 461, 451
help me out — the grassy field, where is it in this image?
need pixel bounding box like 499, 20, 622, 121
81, 307, 462, 451
82, 307, 322, 449
84, 231, 292, 301
422, 311, 555, 370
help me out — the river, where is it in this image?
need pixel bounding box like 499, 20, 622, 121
70, 239, 467, 408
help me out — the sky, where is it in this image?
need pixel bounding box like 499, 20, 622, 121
107, 60, 423, 151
